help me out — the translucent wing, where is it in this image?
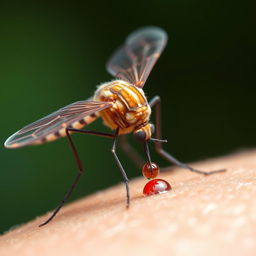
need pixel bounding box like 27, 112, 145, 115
4, 100, 112, 148
106, 26, 168, 88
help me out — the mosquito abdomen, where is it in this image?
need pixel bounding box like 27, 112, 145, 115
34, 114, 98, 145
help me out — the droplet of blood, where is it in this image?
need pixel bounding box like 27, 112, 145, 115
143, 179, 171, 196
142, 162, 160, 179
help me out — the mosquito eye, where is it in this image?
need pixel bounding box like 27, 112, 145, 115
134, 130, 146, 141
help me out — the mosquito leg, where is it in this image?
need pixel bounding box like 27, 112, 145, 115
66, 128, 114, 139
111, 128, 130, 208
149, 96, 225, 175
39, 128, 114, 227
119, 135, 144, 169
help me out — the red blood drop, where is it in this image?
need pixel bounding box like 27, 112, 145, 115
142, 162, 160, 179
143, 179, 171, 196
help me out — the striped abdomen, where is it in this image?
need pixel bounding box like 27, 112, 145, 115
33, 114, 97, 145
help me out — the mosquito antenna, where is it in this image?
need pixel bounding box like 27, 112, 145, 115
150, 137, 168, 143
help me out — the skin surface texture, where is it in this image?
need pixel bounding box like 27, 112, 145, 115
1, 150, 256, 256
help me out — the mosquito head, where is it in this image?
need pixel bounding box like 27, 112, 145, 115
133, 123, 154, 142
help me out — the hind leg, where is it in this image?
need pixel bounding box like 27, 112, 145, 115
149, 96, 225, 175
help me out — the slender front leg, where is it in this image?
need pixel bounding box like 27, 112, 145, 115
39, 128, 114, 227
149, 96, 225, 175
119, 135, 144, 169
112, 128, 130, 207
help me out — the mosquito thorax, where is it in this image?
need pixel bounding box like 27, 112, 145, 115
94, 80, 151, 134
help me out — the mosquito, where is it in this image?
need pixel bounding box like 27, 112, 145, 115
4, 26, 225, 227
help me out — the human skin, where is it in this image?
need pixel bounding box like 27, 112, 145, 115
1, 150, 256, 256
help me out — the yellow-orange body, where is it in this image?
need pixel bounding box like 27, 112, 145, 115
94, 80, 152, 138
21, 80, 152, 146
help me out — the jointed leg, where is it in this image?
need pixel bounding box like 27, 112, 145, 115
119, 135, 144, 169
149, 96, 225, 175
39, 128, 114, 227
112, 128, 130, 207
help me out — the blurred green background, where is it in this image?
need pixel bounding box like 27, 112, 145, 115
0, 1, 255, 233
